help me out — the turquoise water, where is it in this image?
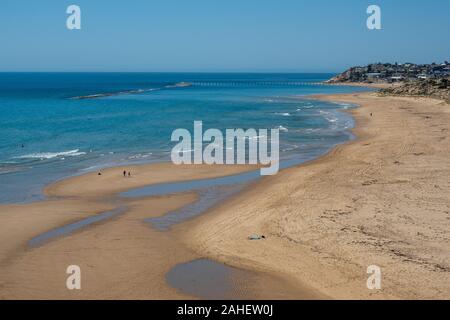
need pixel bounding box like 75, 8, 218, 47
0, 73, 369, 203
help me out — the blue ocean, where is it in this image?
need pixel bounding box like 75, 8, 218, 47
0, 73, 369, 203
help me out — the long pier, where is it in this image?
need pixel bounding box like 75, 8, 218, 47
188, 81, 330, 87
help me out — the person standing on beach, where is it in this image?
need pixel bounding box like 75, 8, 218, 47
123, 170, 126, 177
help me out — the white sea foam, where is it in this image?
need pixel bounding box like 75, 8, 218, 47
332, 102, 354, 110
128, 153, 153, 160
303, 128, 321, 133
318, 110, 340, 124
278, 125, 289, 132
281, 144, 300, 152
16, 149, 86, 160
275, 112, 291, 116
1, 160, 18, 164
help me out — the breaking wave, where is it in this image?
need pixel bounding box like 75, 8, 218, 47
275, 112, 291, 117
15, 149, 86, 160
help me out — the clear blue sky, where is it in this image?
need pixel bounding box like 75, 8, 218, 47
1, 0, 449, 72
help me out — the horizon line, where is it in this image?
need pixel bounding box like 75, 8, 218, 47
0, 71, 340, 74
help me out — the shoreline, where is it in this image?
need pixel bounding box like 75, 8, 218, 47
181, 92, 450, 300
0, 90, 356, 299
0, 92, 449, 299
0, 91, 356, 299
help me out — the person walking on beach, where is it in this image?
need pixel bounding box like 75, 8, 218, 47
123, 170, 126, 177
128, 171, 131, 177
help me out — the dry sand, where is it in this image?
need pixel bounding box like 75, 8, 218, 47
183, 92, 450, 300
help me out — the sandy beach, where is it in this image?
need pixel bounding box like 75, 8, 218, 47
0, 92, 449, 300
184, 92, 450, 299
0, 164, 262, 299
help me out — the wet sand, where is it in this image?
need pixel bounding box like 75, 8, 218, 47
0, 193, 198, 299
0, 164, 260, 299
